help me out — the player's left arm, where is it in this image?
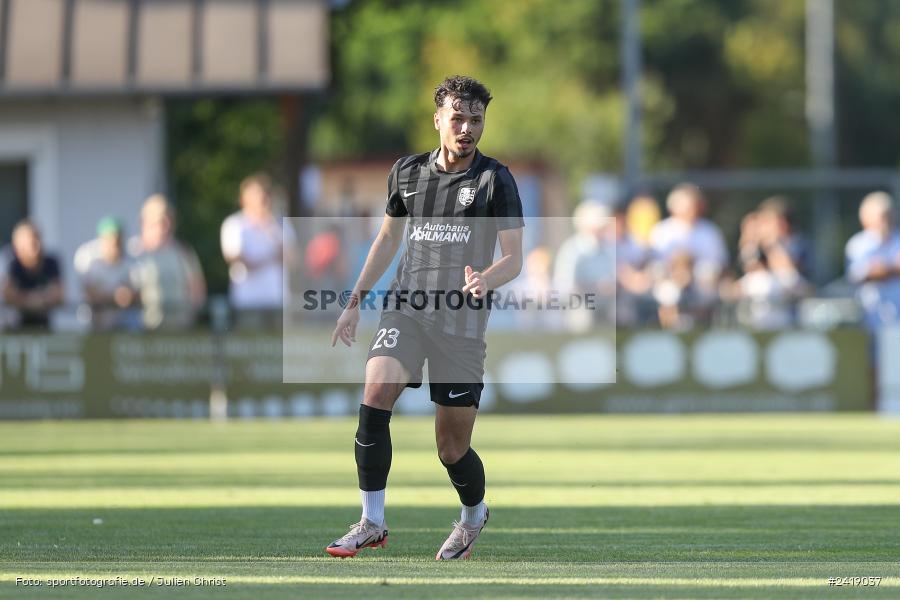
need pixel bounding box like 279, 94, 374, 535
463, 227, 523, 299
464, 166, 525, 298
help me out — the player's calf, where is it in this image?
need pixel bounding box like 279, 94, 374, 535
441, 447, 486, 508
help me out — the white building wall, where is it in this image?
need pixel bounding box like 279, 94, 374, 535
0, 98, 164, 306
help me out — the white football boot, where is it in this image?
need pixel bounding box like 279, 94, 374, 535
435, 506, 489, 560
325, 518, 388, 558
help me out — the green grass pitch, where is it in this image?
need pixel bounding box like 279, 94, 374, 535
1, 415, 899, 598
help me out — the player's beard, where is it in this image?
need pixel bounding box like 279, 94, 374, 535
450, 143, 476, 159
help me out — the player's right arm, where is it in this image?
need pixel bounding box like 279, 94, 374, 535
331, 213, 406, 347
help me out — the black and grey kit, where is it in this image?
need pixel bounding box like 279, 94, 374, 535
366, 149, 524, 407
354, 147, 523, 525
382, 148, 524, 340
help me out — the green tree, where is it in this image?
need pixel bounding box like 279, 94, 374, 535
836, 1, 900, 167
313, 0, 812, 187
311, 0, 628, 185
167, 99, 284, 296
641, 0, 807, 169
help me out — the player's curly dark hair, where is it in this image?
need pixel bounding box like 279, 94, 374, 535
434, 75, 492, 111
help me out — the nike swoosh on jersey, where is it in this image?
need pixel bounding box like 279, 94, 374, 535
355, 437, 376, 447
403, 190, 420, 198
447, 390, 470, 399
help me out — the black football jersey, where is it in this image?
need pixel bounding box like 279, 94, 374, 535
382, 149, 524, 339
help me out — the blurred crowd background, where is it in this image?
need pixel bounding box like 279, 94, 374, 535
2, 177, 896, 335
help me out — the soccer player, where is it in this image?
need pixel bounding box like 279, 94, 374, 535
325, 76, 524, 560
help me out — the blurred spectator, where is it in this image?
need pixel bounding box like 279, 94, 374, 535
349, 208, 387, 293
653, 250, 704, 330
553, 201, 616, 294
0, 244, 12, 329
2, 220, 63, 330
130, 195, 206, 330
615, 205, 649, 273
73, 217, 137, 331
726, 204, 810, 330
625, 193, 661, 248
553, 201, 617, 329
845, 191, 900, 330
305, 223, 348, 298
739, 196, 811, 278
221, 174, 294, 329
649, 183, 727, 321
500, 246, 564, 330
614, 205, 654, 326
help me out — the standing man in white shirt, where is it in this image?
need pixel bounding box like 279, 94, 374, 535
650, 183, 728, 270
649, 183, 728, 313
221, 174, 294, 329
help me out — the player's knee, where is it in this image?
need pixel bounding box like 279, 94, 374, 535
363, 382, 399, 411
436, 440, 467, 465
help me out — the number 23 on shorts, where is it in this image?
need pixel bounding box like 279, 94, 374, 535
372, 328, 400, 350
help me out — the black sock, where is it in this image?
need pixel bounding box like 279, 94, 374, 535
355, 404, 392, 491
441, 447, 485, 507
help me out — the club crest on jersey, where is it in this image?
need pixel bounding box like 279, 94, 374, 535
457, 186, 477, 207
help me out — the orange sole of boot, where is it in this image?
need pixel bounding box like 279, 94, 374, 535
325, 536, 387, 558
